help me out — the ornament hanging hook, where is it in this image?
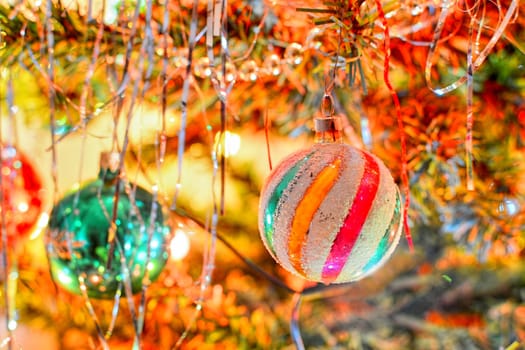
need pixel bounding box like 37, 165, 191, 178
316, 72, 342, 142
315, 93, 342, 143
321, 93, 335, 118
320, 26, 343, 119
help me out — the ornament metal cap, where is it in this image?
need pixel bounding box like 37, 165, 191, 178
99, 151, 121, 181
314, 116, 343, 133
314, 116, 343, 144
314, 93, 343, 143
100, 151, 120, 172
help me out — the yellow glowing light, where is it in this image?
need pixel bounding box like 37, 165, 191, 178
89, 274, 101, 284
170, 229, 190, 261
17, 202, 29, 213
7, 320, 17, 331
29, 213, 49, 240
58, 271, 73, 286
214, 131, 241, 158
150, 237, 160, 249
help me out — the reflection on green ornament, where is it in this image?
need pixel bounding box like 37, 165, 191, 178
46, 173, 170, 299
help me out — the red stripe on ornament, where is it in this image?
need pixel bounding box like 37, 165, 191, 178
321, 152, 380, 284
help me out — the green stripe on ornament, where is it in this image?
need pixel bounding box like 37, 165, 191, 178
263, 155, 311, 256
362, 190, 402, 274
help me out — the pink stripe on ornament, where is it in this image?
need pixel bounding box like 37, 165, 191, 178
321, 152, 380, 284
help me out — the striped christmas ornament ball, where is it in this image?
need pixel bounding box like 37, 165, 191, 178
258, 143, 403, 284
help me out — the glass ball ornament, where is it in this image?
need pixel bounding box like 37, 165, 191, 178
194, 57, 212, 78
262, 54, 282, 77
258, 117, 403, 284
0, 144, 44, 244
305, 27, 324, 50
217, 61, 238, 83
45, 153, 170, 299
284, 42, 304, 66
172, 48, 189, 68
238, 60, 259, 82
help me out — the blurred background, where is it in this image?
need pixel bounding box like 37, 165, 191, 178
0, 0, 525, 348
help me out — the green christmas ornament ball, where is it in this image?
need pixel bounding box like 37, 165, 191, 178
45, 154, 170, 299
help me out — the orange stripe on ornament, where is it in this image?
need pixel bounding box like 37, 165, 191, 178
288, 157, 342, 278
